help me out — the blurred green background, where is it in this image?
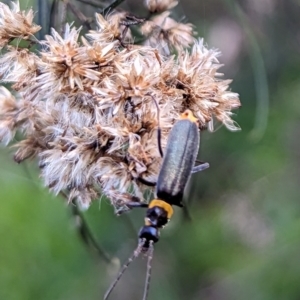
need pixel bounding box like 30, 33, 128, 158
1, 0, 300, 299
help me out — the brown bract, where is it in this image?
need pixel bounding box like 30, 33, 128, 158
0, 2, 241, 210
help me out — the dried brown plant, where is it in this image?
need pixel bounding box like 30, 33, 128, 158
0, 1, 240, 210
0, 1, 40, 48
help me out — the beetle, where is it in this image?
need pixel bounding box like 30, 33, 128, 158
104, 110, 209, 300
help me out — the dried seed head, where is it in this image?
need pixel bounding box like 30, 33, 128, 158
176, 39, 241, 130
0, 3, 241, 210
38, 25, 101, 92
141, 12, 194, 54
0, 87, 18, 145
0, 1, 40, 48
0, 46, 39, 90
88, 13, 123, 43
144, 0, 178, 13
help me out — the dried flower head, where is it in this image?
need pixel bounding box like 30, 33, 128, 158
141, 12, 194, 54
0, 1, 40, 48
88, 13, 124, 44
0, 46, 39, 90
0, 86, 19, 144
0, 2, 240, 210
144, 0, 178, 13
38, 25, 101, 92
176, 40, 240, 130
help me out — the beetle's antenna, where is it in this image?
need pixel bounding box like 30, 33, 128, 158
104, 240, 145, 300
142, 241, 154, 300
148, 94, 164, 158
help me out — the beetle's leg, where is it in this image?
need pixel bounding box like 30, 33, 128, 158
138, 177, 156, 187
123, 201, 149, 209
115, 195, 149, 215
157, 126, 164, 158
192, 161, 210, 173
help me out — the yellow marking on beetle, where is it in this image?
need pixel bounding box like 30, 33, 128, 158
148, 199, 174, 219
179, 109, 198, 124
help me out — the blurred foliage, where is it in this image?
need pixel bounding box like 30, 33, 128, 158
1, 0, 300, 299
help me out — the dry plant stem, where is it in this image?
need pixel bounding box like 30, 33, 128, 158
49, 0, 67, 34
49, 0, 59, 33
60, 192, 112, 264
76, 0, 106, 9
102, 0, 125, 15
66, 0, 93, 30
37, 0, 49, 40
71, 203, 112, 263
60, 0, 68, 35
